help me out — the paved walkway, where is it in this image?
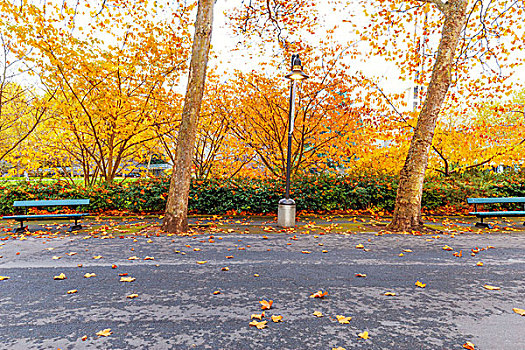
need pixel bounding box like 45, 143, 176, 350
0, 216, 524, 349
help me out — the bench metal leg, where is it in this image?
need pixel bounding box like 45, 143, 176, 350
14, 221, 27, 234
69, 224, 82, 232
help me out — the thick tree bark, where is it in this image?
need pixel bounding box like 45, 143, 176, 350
162, 0, 214, 233
387, 0, 468, 231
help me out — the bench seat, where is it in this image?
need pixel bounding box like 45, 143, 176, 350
2, 213, 89, 221
469, 211, 525, 217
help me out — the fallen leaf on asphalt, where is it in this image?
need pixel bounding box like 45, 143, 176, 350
332, 347, 346, 350
313, 311, 323, 317
355, 244, 364, 249
355, 273, 367, 278
118, 273, 128, 276
52, 256, 61, 260
196, 261, 207, 264
415, 281, 426, 288
81, 335, 87, 341
193, 248, 201, 251
147, 239, 153, 243
310, 290, 328, 298
128, 256, 139, 260
93, 256, 103, 259
143, 256, 155, 260
463, 341, 475, 350
251, 311, 265, 320
512, 308, 525, 316
54, 273, 67, 280
442, 245, 453, 251
254, 274, 259, 277
126, 294, 139, 299
213, 291, 221, 295
403, 249, 413, 253
66, 252, 77, 256
358, 331, 369, 339
398, 253, 404, 257
226, 256, 234, 259
67, 289, 78, 294
112, 264, 117, 269
221, 267, 229, 271
477, 262, 483, 266
249, 320, 267, 329
260, 300, 273, 310
120, 277, 136, 282
384, 292, 396, 296
77, 264, 83, 268
483, 285, 500, 290
271, 315, 283, 322
0, 276, 9, 281
322, 250, 328, 253
84, 273, 96, 278
301, 251, 311, 254
96, 329, 112, 337
453, 251, 463, 257
336, 315, 352, 324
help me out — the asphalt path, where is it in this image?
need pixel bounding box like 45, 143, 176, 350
0, 219, 524, 349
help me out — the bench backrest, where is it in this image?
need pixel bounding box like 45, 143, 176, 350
467, 197, 525, 204
13, 199, 90, 207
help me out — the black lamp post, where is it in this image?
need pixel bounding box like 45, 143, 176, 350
277, 54, 309, 228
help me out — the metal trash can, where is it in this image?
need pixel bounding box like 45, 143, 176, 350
278, 198, 296, 228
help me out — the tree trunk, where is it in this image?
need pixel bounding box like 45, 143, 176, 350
161, 0, 214, 233
387, 0, 467, 231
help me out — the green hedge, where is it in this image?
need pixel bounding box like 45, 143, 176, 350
0, 173, 523, 215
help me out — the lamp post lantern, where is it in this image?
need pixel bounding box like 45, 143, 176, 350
278, 54, 309, 228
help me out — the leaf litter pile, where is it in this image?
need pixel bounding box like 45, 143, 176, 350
0, 214, 523, 348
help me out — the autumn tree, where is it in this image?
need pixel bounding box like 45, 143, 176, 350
162, 0, 215, 233
2, 0, 192, 185
354, 0, 524, 231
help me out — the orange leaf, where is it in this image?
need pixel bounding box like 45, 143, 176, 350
355, 273, 367, 278
463, 341, 475, 350
313, 310, 323, 317
512, 308, 525, 316
336, 315, 352, 324
271, 315, 283, 322
96, 328, 112, 337
249, 320, 267, 329
260, 300, 273, 310
483, 285, 500, 290
415, 280, 426, 288
310, 290, 328, 298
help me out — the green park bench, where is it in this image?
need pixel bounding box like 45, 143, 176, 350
2, 199, 90, 233
468, 197, 525, 228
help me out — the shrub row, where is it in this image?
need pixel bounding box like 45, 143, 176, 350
0, 173, 523, 215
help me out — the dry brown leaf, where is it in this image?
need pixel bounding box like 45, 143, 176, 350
415, 280, 426, 288
54, 273, 67, 280
67, 289, 78, 294
120, 277, 136, 282
249, 320, 267, 329
126, 294, 139, 299
260, 300, 273, 310
398, 253, 404, 257
225, 256, 234, 259
355, 244, 364, 249
483, 285, 501, 290
143, 256, 155, 260
96, 328, 112, 337
84, 273, 96, 278
213, 291, 221, 295
355, 273, 367, 278
251, 311, 265, 320
196, 261, 207, 264
384, 292, 396, 296
81, 335, 87, 341
128, 256, 139, 260
322, 250, 328, 253
310, 290, 328, 298
271, 315, 283, 322
403, 249, 413, 253
193, 248, 201, 251
332, 347, 346, 350
52, 256, 61, 260
313, 311, 323, 317
358, 331, 369, 339
442, 245, 453, 251
512, 308, 525, 316
221, 267, 229, 271
66, 252, 77, 256
476, 262, 484, 266
0, 276, 10, 281
92, 255, 103, 259
336, 315, 352, 324
301, 251, 311, 254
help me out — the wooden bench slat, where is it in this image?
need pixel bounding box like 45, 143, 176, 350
467, 197, 525, 204
13, 199, 90, 207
